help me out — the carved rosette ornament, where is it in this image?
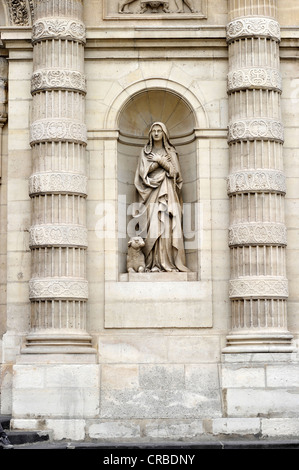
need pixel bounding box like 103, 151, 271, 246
224, 1, 293, 353
25, 0, 94, 353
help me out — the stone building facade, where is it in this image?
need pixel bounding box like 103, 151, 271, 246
0, 0, 299, 442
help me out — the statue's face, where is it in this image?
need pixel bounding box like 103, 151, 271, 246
151, 124, 163, 142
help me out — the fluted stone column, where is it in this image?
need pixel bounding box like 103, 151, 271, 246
224, 0, 293, 352
23, 0, 94, 353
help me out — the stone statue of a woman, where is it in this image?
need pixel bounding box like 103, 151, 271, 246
133, 122, 189, 272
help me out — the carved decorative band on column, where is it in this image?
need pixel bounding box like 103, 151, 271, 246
229, 277, 289, 299
30, 119, 87, 145
227, 170, 286, 195
29, 278, 88, 301
32, 18, 86, 44
228, 118, 284, 143
227, 67, 282, 93
29, 172, 88, 196
31, 69, 87, 94
226, 17, 281, 43
228, 223, 287, 246
29, 224, 88, 248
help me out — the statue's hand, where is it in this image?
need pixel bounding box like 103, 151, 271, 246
147, 153, 160, 163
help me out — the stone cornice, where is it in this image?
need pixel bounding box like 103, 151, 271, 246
0, 26, 298, 54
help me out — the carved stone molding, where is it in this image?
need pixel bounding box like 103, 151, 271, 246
29, 278, 89, 300
31, 69, 87, 94
32, 18, 86, 44
29, 224, 88, 248
105, 0, 206, 18
227, 17, 281, 43
228, 118, 284, 143
6, 0, 33, 26
229, 277, 289, 299
228, 67, 282, 93
228, 223, 287, 247
227, 170, 286, 195
29, 172, 88, 196
30, 119, 87, 145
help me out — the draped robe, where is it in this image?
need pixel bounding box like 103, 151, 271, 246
133, 129, 189, 272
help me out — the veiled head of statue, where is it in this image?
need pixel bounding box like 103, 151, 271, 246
149, 122, 169, 140
145, 122, 175, 154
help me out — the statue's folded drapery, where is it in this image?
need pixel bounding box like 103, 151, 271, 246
133, 122, 189, 272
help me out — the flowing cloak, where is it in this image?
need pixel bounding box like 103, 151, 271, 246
134, 137, 189, 272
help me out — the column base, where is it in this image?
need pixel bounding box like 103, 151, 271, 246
223, 331, 295, 354
21, 330, 97, 355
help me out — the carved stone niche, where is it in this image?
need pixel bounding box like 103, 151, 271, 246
104, 0, 207, 19
103, 88, 213, 329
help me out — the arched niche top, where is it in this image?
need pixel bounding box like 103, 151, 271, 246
116, 86, 201, 274
104, 78, 209, 132
119, 89, 196, 141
